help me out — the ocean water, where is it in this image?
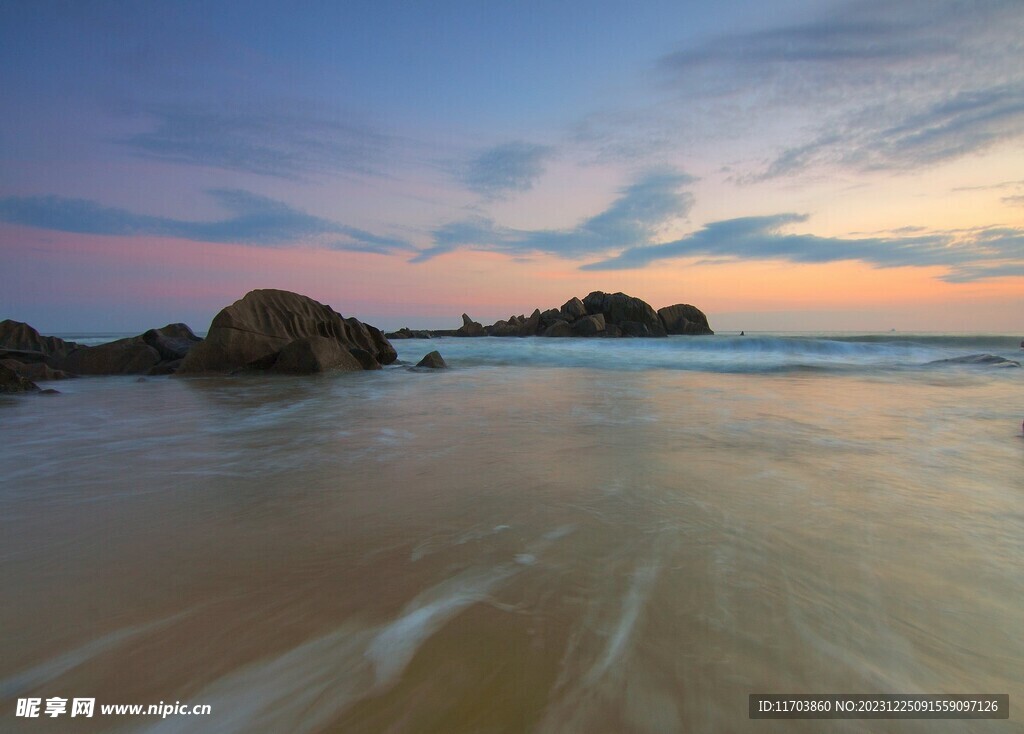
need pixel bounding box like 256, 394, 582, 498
1, 333, 1022, 733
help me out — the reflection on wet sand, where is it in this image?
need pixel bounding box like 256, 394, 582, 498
1, 367, 1021, 732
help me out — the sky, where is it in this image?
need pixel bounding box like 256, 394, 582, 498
1, 0, 1023, 333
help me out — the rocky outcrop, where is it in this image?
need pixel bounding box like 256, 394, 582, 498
1, 319, 197, 376
582, 291, 666, 337
456, 314, 486, 337
62, 338, 162, 375
0, 363, 39, 393
416, 351, 448, 368
427, 291, 712, 338
0, 319, 81, 365
658, 304, 714, 335
386, 327, 432, 340
0, 359, 73, 381
178, 289, 396, 374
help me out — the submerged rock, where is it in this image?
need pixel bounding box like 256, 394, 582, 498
416, 351, 448, 369
928, 354, 1020, 368
178, 289, 396, 374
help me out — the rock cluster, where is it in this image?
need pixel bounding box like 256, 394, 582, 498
1, 289, 397, 379
390, 291, 713, 339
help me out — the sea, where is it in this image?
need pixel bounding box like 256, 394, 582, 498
1, 332, 1022, 733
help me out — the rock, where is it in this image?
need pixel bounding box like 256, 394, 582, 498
349, 348, 382, 370
486, 320, 520, 337
582, 291, 666, 337
271, 336, 364, 374
147, 359, 183, 376
0, 363, 38, 393
543, 321, 573, 337
571, 313, 606, 337
560, 297, 587, 320
540, 309, 566, 328
0, 320, 81, 364
658, 304, 714, 335
620, 321, 652, 337
416, 350, 448, 368
519, 309, 542, 337
142, 323, 203, 361
457, 314, 486, 337
178, 289, 396, 374
0, 359, 73, 381
928, 354, 1020, 368
62, 338, 161, 375
603, 324, 622, 338
39, 388, 60, 395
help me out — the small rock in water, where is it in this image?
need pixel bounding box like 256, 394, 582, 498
416, 351, 447, 369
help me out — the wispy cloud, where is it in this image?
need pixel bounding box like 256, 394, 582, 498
653, 0, 1024, 179
752, 82, 1024, 179
461, 141, 554, 197
581, 213, 1024, 282
0, 190, 414, 253
415, 168, 695, 261
115, 101, 390, 180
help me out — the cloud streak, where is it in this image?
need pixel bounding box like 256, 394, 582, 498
116, 101, 391, 180
0, 190, 414, 254
653, 0, 1024, 178
414, 169, 695, 261
580, 213, 1024, 282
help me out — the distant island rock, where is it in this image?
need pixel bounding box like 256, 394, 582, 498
386, 291, 713, 339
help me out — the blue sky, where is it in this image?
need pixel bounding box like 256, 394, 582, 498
1, 0, 1022, 331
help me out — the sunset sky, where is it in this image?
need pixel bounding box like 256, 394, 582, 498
1, 0, 1022, 333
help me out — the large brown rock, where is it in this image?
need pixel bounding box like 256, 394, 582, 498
271, 336, 364, 374
658, 304, 714, 335
0, 363, 39, 393
582, 291, 667, 337
0, 320, 81, 365
62, 338, 161, 375
178, 289, 396, 374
